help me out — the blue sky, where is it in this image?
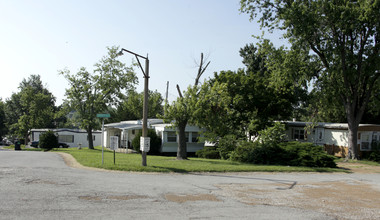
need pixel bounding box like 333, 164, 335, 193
0, 0, 286, 105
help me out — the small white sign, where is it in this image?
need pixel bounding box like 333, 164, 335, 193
110, 136, 119, 150
140, 137, 150, 152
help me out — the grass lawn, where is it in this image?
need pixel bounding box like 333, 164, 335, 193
46, 147, 344, 173
5, 145, 347, 173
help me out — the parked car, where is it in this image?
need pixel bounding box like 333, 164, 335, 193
30, 141, 69, 148
2, 139, 12, 146
58, 142, 69, 148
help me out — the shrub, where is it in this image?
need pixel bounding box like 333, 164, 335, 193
230, 141, 284, 165
230, 140, 336, 168
257, 122, 286, 145
196, 146, 221, 159
217, 135, 240, 159
279, 142, 337, 168
362, 142, 380, 162
39, 130, 58, 150
229, 141, 257, 163
132, 129, 162, 155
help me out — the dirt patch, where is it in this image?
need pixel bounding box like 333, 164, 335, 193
165, 194, 221, 203
56, 152, 100, 171
216, 180, 380, 220
337, 162, 380, 173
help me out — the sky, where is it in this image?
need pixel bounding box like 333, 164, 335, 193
0, 0, 286, 105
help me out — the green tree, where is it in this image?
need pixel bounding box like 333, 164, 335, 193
5, 75, 55, 142
112, 90, 163, 122
0, 99, 6, 138
195, 43, 306, 141
163, 53, 210, 160
61, 46, 137, 149
241, 0, 380, 159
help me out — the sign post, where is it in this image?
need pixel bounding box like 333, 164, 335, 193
110, 136, 119, 165
97, 113, 110, 165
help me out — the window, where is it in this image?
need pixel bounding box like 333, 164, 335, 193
192, 132, 199, 143
361, 133, 372, 151
185, 132, 189, 142
293, 129, 305, 140
58, 135, 74, 143
167, 132, 177, 142
373, 132, 379, 142
372, 132, 379, 150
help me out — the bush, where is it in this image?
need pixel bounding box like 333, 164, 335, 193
279, 142, 336, 168
196, 146, 221, 159
229, 141, 257, 163
217, 135, 239, 159
230, 141, 284, 165
39, 130, 58, 150
362, 142, 380, 162
257, 122, 286, 145
230, 141, 336, 168
132, 129, 162, 155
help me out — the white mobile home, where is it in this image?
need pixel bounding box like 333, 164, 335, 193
152, 123, 204, 153
103, 119, 205, 153
30, 128, 101, 148
285, 121, 380, 157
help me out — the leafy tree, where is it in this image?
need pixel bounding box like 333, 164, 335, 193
195, 43, 306, 141
61, 46, 137, 149
111, 90, 164, 122
5, 75, 55, 142
164, 86, 198, 160
241, 0, 380, 159
0, 99, 6, 138
306, 88, 347, 123
163, 53, 210, 160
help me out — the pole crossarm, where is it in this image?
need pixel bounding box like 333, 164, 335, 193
118, 48, 150, 78
119, 48, 147, 59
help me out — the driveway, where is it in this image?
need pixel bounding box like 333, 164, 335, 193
1, 151, 380, 220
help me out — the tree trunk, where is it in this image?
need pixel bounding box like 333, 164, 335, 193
176, 120, 188, 160
87, 126, 94, 149
347, 121, 359, 160
25, 132, 29, 147
345, 103, 365, 160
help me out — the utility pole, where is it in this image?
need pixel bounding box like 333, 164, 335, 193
141, 55, 149, 166
164, 81, 169, 114
117, 48, 150, 166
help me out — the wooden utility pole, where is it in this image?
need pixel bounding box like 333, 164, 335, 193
141, 56, 149, 166
118, 48, 150, 166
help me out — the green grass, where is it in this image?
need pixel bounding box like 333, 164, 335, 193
3, 145, 43, 151
5, 146, 346, 173
37, 147, 344, 173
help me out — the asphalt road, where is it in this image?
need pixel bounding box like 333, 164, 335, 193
1, 150, 380, 220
